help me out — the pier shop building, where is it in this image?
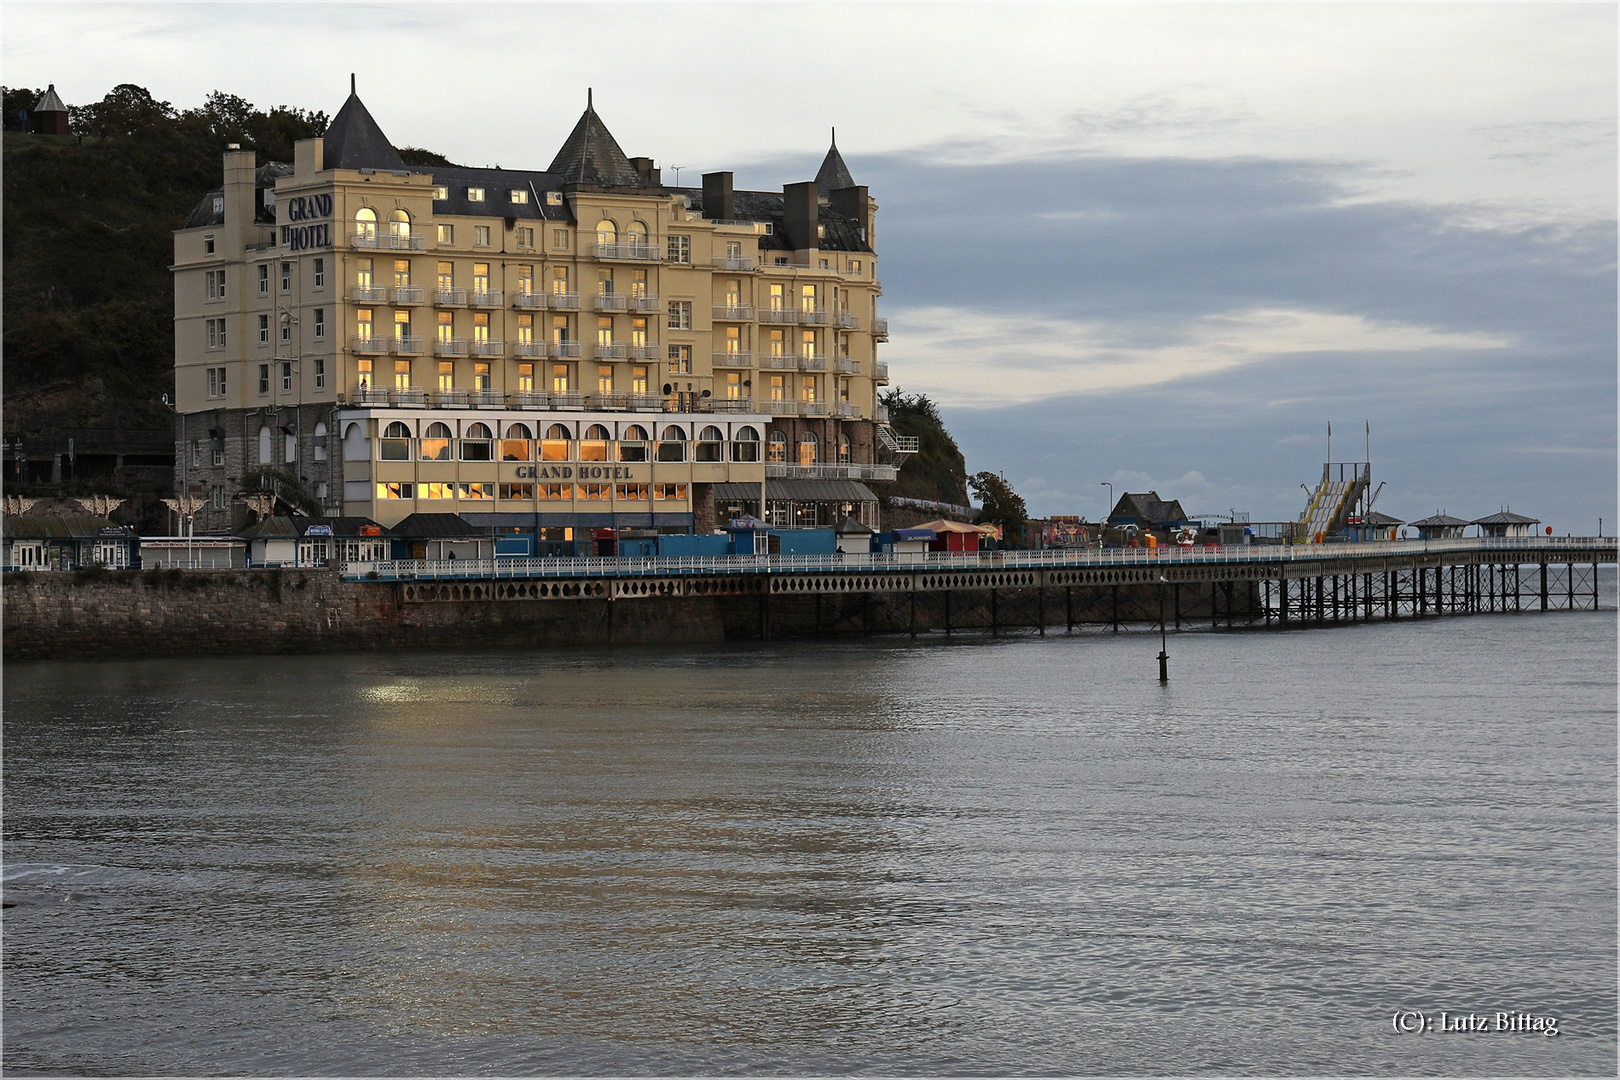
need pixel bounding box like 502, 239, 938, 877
171, 85, 907, 539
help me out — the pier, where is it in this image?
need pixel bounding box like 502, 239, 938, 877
348, 536, 1616, 637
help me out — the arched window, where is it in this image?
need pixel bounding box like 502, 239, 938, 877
798, 430, 818, 468
695, 425, 725, 462
343, 421, 370, 461
731, 425, 760, 462
421, 421, 452, 461
838, 432, 851, 464
380, 421, 411, 461
313, 421, 328, 462
657, 424, 687, 462
627, 220, 649, 245
355, 207, 377, 243
258, 425, 273, 464
767, 431, 788, 464
595, 219, 617, 246
580, 424, 610, 462
389, 208, 410, 242
619, 424, 649, 462
501, 423, 533, 462
461, 422, 493, 461
541, 423, 571, 462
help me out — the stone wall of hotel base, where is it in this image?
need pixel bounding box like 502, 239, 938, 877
1, 571, 1256, 661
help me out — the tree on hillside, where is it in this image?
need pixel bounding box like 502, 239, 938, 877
970, 471, 1029, 541
880, 387, 970, 506
72, 83, 176, 137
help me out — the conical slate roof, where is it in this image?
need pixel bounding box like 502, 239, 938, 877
1471, 510, 1539, 526
548, 93, 644, 187
323, 87, 405, 171
815, 132, 855, 191
34, 84, 67, 113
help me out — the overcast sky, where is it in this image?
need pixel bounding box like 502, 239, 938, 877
8, 2, 1615, 530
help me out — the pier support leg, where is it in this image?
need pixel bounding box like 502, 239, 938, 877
815, 592, 821, 637
760, 587, 771, 641
1066, 585, 1073, 632
1112, 584, 1120, 633
1540, 562, 1549, 611
909, 591, 916, 638
945, 590, 952, 636
862, 591, 870, 637
1038, 585, 1046, 636
991, 588, 998, 636
1595, 562, 1601, 611
1174, 582, 1181, 629
1280, 578, 1288, 626
1566, 563, 1575, 611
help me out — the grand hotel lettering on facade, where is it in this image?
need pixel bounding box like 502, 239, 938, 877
172, 86, 904, 535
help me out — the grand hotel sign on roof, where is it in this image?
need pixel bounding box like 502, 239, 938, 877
281, 193, 333, 251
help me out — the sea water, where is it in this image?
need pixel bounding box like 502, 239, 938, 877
4, 608, 1615, 1075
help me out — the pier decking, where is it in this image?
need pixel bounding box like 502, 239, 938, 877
348, 536, 1615, 633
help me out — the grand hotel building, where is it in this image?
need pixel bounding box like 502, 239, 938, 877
172, 86, 906, 537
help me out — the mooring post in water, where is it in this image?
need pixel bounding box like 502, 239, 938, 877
1157, 579, 1169, 683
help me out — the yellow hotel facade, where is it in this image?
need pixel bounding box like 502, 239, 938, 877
172, 86, 904, 536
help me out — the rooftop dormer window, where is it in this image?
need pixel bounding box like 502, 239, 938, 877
510, 189, 528, 204
213, 196, 224, 214
546, 191, 563, 206
467, 187, 485, 202
432, 185, 448, 200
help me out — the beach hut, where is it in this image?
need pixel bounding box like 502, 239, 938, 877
915, 518, 992, 553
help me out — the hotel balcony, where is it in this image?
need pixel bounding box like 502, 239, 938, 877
435, 389, 470, 407
513, 292, 547, 310
551, 392, 585, 409
594, 343, 628, 360
874, 360, 889, 382
352, 232, 379, 249
626, 393, 663, 411
763, 400, 799, 416
435, 337, 468, 357
592, 394, 629, 411
711, 254, 761, 272
698, 398, 752, 415
386, 231, 427, 251
392, 286, 425, 305
801, 401, 831, 416
627, 344, 660, 360
766, 462, 899, 482
834, 357, 860, 374
471, 339, 504, 357
390, 387, 428, 406
549, 292, 581, 310
352, 285, 388, 303
872, 317, 889, 339
833, 311, 860, 329
594, 292, 628, 312
352, 388, 391, 405
799, 308, 831, 326
875, 404, 890, 423
513, 392, 550, 409
713, 352, 753, 368
435, 288, 467, 307
759, 308, 798, 325
590, 242, 662, 262
391, 336, 424, 355
835, 402, 863, 418
352, 336, 388, 354
469, 291, 503, 308
759, 354, 797, 370
512, 341, 546, 358
469, 390, 505, 407
713, 304, 754, 321
630, 294, 660, 313
551, 341, 582, 358
798, 354, 828, 371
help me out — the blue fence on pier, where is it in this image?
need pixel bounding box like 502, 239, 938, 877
341, 536, 1618, 583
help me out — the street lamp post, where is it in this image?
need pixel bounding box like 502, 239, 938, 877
1101, 481, 1113, 521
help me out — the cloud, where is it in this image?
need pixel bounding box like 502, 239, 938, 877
885, 305, 1511, 406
